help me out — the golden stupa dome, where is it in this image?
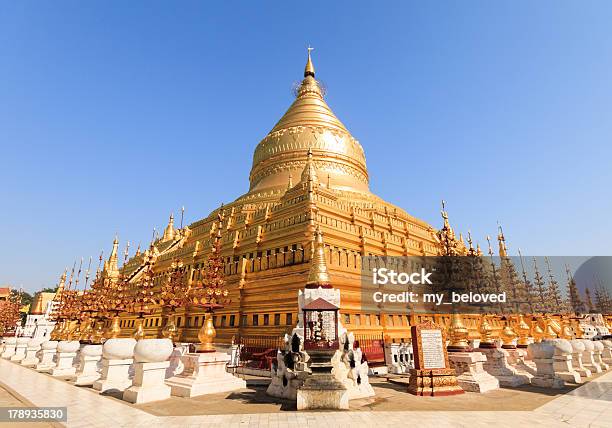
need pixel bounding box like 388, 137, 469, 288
249, 49, 369, 194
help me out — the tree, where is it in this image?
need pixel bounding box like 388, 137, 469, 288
565, 265, 585, 314
10, 289, 33, 307
594, 282, 611, 314
532, 259, 548, 313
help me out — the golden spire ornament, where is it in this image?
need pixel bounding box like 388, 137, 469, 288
158, 258, 189, 341
304, 45, 315, 77
531, 316, 545, 343
499, 316, 518, 349
306, 225, 331, 288
478, 315, 495, 348
188, 213, 230, 352
515, 314, 532, 348
447, 312, 470, 352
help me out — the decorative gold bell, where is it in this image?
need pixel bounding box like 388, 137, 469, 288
516, 315, 532, 348
478, 315, 496, 348
197, 312, 216, 353
447, 312, 470, 352
500, 317, 517, 349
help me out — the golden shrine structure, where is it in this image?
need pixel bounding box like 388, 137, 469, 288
47, 51, 612, 347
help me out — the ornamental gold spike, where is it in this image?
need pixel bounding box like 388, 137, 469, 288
304, 46, 315, 77
306, 225, 330, 288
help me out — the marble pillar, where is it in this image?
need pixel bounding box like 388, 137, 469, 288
528, 341, 565, 389
166, 351, 246, 398
1, 337, 16, 359
478, 346, 530, 387
123, 339, 174, 404
21, 338, 45, 367
551, 339, 581, 384
449, 351, 499, 393
50, 340, 80, 377
35, 341, 58, 372
73, 344, 103, 386
601, 340, 612, 366
592, 341, 609, 371
93, 338, 137, 394
569, 340, 591, 378
580, 339, 602, 374
10, 338, 29, 362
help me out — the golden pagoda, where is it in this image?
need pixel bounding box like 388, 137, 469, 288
93, 50, 447, 342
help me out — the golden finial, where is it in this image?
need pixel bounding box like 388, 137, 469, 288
447, 312, 469, 351
124, 241, 130, 264
57, 269, 67, 292
497, 222, 508, 257
84, 256, 92, 288
162, 213, 176, 242
466, 230, 477, 256
301, 147, 319, 184
287, 173, 293, 189
500, 316, 518, 349
306, 225, 331, 288
108, 235, 119, 273
516, 314, 532, 347
479, 315, 495, 348
304, 45, 315, 78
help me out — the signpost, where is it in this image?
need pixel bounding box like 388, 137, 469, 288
407, 320, 464, 396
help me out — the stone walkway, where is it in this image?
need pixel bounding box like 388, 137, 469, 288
1, 358, 610, 428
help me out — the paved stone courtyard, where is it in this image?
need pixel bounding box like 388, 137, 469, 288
1, 358, 611, 427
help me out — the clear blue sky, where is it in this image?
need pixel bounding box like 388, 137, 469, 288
1, 1, 611, 293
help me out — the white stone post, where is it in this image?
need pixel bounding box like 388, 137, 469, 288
1, 337, 17, 359
73, 344, 103, 386
50, 341, 80, 377
569, 340, 591, 378
35, 341, 58, 371
505, 347, 536, 378
385, 342, 402, 374
528, 341, 565, 389
21, 338, 45, 367
592, 341, 609, 371
165, 343, 189, 378
478, 346, 530, 387
449, 351, 499, 393
551, 339, 581, 384
601, 340, 612, 366
580, 339, 602, 374
93, 338, 136, 393
10, 337, 29, 362
166, 350, 246, 397
123, 339, 173, 404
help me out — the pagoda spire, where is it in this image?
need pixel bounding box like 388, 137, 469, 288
109, 235, 119, 272
304, 46, 315, 78
497, 223, 508, 257
437, 200, 458, 256
57, 269, 67, 293
466, 230, 476, 256
301, 147, 319, 185
585, 287, 594, 312
306, 225, 331, 288
162, 213, 176, 242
